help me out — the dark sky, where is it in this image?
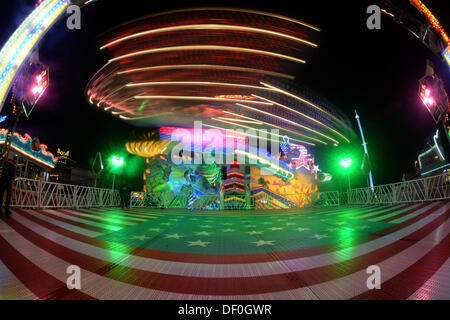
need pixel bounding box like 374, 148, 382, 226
0, 0, 449, 187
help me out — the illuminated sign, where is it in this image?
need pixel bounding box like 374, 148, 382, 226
418, 130, 445, 175
0, 0, 69, 109
0, 129, 56, 168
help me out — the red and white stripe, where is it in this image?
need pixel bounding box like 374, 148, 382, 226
0, 202, 448, 300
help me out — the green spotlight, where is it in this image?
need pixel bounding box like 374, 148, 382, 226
111, 156, 124, 167
339, 157, 352, 169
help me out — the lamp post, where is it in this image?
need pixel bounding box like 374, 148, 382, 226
110, 155, 124, 190
339, 156, 353, 192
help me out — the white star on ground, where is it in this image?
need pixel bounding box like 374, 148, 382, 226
312, 234, 328, 240
131, 235, 149, 241
247, 230, 263, 235
268, 227, 283, 231
165, 233, 183, 239
222, 222, 233, 226
148, 228, 161, 232
252, 240, 275, 247
187, 240, 211, 247
223, 229, 235, 232
295, 227, 310, 232
285, 222, 295, 226
327, 227, 339, 232
195, 231, 211, 236
356, 225, 369, 230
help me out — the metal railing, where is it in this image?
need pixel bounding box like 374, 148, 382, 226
348, 174, 450, 205
11, 178, 120, 209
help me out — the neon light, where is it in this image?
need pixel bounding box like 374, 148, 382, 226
0, 129, 56, 168
419, 130, 446, 169
108, 45, 306, 65
433, 130, 445, 160
0, 0, 69, 109
420, 163, 450, 176
101, 24, 317, 50
410, 0, 449, 44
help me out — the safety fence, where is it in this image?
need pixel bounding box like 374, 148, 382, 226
9, 174, 448, 210
347, 174, 450, 205
11, 178, 120, 209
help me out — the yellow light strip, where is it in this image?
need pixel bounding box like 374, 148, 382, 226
117, 64, 294, 79
119, 111, 178, 120
235, 103, 339, 144
235, 150, 294, 179
109, 45, 306, 64
126, 81, 276, 91
203, 122, 314, 148
252, 94, 350, 143
124, 7, 321, 32
210, 117, 315, 146
133, 95, 273, 105
217, 111, 326, 145
101, 24, 317, 50
216, 117, 263, 125
260, 81, 348, 128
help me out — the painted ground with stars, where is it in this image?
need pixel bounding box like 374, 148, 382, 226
98, 207, 391, 254
1, 202, 449, 299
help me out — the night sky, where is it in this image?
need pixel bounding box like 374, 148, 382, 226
0, 0, 449, 189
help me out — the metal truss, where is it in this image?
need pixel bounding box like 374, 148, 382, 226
348, 174, 450, 205
11, 178, 120, 209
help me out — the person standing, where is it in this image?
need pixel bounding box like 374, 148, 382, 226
0, 159, 17, 216
119, 181, 130, 209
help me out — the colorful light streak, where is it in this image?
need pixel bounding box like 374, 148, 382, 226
235, 149, 294, 180
126, 81, 276, 92
209, 117, 317, 146
260, 82, 349, 129
236, 102, 339, 144
133, 95, 274, 105
410, 0, 449, 44
108, 45, 307, 65
252, 94, 349, 143
117, 64, 295, 80
0, 0, 69, 110
216, 110, 328, 145
101, 24, 317, 50
136, 7, 321, 32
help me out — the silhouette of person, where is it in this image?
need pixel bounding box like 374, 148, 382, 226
0, 159, 17, 216
119, 181, 130, 208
